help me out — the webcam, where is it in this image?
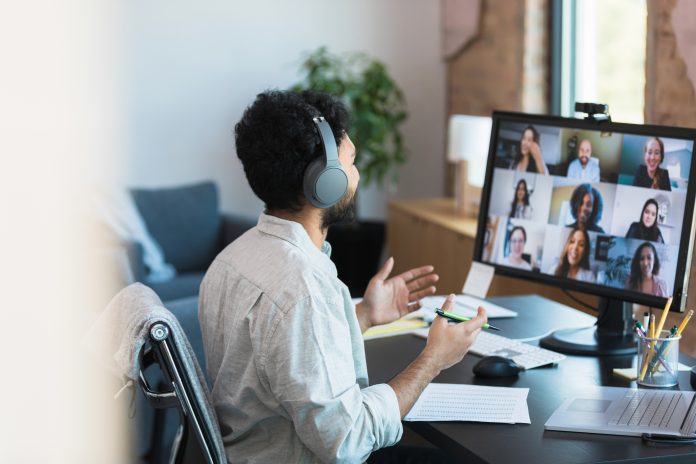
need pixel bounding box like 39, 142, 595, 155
575, 102, 611, 123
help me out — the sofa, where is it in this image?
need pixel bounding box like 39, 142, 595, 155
125, 181, 256, 302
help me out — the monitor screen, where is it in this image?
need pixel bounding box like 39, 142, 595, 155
475, 112, 696, 312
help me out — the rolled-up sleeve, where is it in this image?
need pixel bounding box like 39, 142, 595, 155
260, 296, 402, 463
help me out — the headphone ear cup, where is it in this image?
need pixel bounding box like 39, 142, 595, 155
303, 158, 325, 207
303, 159, 348, 208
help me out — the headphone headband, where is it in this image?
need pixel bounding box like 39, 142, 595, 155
312, 117, 340, 164
302, 116, 348, 208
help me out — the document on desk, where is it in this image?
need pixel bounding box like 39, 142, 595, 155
405, 383, 531, 424
420, 294, 518, 319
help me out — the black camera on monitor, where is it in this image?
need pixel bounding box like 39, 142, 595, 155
575, 102, 611, 122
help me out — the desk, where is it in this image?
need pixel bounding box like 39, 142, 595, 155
365, 294, 696, 463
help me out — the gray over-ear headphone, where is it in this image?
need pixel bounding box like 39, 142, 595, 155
303, 116, 348, 208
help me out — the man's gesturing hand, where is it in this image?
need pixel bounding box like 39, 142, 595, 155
356, 257, 438, 331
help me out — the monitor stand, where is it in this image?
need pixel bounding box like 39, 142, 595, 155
539, 297, 637, 356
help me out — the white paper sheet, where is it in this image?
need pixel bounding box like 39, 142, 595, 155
405, 383, 531, 424
419, 294, 517, 319
462, 261, 495, 298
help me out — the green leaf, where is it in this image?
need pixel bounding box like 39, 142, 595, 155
290, 47, 408, 187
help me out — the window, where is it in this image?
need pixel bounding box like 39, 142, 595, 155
552, 0, 647, 123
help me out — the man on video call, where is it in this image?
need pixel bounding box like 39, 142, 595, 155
199, 90, 487, 463
567, 139, 600, 182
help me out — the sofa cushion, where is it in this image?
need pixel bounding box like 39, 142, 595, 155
131, 182, 221, 273
148, 272, 206, 303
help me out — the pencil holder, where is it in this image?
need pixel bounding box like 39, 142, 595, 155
637, 330, 680, 387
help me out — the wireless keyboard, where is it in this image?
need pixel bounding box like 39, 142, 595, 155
469, 331, 566, 370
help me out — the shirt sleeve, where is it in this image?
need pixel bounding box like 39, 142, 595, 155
591, 160, 600, 182
567, 160, 577, 177
261, 296, 402, 463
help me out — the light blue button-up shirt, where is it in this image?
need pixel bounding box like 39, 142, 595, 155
199, 214, 402, 463
567, 157, 600, 182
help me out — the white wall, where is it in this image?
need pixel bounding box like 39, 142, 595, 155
123, 0, 446, 220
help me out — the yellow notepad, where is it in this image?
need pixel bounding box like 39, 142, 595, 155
612, 364, 691, 381
363, 319, 429, 340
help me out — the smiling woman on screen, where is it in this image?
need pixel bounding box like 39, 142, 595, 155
553, 228, 595, 282
632, 137, 671, 191
626, 242, 669, 297
499, 226, 532, 271
625, 198, 665, 244
510, 126, 548, 174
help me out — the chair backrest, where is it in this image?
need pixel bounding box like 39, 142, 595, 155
139, 320, 227, 464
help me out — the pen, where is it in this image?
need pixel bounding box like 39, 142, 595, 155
435, 308, 501, 331
647, 326, 678, 374
635, 322, 674, 376
654, 309, 694, 366
640, 314, 658, 381
653, 297, 673, 341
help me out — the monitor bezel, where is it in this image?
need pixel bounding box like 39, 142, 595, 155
474, 110, 696, 312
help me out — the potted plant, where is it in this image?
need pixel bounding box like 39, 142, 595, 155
291, 46, 408, 186
291, 46, 408, 296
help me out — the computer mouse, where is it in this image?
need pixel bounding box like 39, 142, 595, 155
472, 355, 523, 378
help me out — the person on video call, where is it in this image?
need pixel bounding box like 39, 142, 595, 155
566, 183, 605, 233
625, 198, 665, 244
552, 227, 595, 282
632, 136, 672, 191
499, 225, 533, 270
510, 125, 548, 174
566, 139, 600, 182
509, 179, 533, 219
626, 242, 669, 297
199, 90, 487, 463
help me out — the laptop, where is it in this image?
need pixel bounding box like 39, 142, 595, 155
545, 386, 696, 438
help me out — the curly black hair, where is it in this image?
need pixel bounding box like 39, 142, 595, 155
569, 183, 603, 225
234, 90, 350, 211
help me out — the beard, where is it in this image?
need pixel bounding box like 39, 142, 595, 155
321, 190, 357, 230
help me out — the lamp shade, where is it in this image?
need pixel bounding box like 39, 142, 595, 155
447, 114, 492, 187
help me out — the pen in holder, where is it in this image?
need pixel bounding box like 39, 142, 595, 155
637, 330, 680, 387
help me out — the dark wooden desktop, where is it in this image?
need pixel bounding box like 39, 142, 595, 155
365, 294, 696, 464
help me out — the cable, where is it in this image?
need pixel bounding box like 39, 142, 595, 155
642, 433, 696, 445
562, 289, 597, 314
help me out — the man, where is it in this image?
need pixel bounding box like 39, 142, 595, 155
199, 90, 486, 463
567, 139, 600, 182
566, 183, 605, 233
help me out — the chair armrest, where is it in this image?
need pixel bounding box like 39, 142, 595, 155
220, 213, 257, 248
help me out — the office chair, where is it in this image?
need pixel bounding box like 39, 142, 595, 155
138, 317, 227, 464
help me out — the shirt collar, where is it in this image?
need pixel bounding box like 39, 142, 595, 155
256, 213, 337, 277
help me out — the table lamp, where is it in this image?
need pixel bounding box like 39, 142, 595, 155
447, 114, 492, 217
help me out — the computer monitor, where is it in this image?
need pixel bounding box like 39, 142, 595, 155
474, 111, 696, 355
